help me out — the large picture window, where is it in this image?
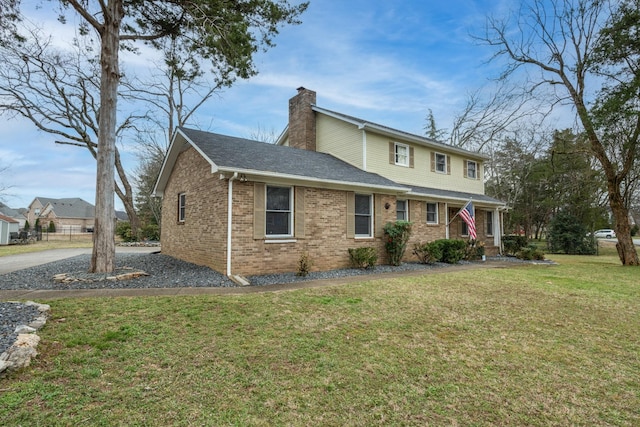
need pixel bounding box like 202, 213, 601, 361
266, 186, 292, 236
426, 202, 438, 224
178, 193, 186, 222
355, 194, 372, 237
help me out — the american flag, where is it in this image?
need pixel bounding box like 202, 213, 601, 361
458, 200, 477, 240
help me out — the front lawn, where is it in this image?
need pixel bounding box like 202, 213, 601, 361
1, 253, 638, 426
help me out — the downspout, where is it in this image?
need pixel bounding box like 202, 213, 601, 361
226, 172, 238, 276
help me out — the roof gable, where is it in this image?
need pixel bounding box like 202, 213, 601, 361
34, 197, 95, 219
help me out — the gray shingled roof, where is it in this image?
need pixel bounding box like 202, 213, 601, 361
406, 185, 504, 205
0, 202, 24, 219
179, 127, 406, 190
38, 197, 95, 219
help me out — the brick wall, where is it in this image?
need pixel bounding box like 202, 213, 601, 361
160, 147, 228, 272
161, 147, 500, 276
229, 187, 398, 276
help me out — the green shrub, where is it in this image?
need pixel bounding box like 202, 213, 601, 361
348, 247, 377, 269
464, 239, 485, 261
24, 220, 30, 231
48, 222, 56, 232
631, 225, 639, 237
412, 241, 443, 264
436, 239, 466, 264
140, 223, 160, 241
516, 245, 545, 261
115, 221, 136, 242
383, 221, 413, 266
297, 252, 313, 277
547, 213, 596, 255
503, 235, 528, 255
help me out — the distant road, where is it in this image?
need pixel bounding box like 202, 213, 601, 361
0, 247, 157, 275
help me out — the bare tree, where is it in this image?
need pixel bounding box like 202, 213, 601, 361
0, 29, 143, 239
5, 0, 308, 272
247, 124, 280, 144
0, 163, 13, 201
480, 0, 639, 265
449, 82, 547, 152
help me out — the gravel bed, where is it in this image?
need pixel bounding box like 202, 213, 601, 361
0, 302, 42, 355
0, 252, 533, 292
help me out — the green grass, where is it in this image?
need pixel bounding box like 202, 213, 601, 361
0, 238, 93, 256
1, 254, 639, 426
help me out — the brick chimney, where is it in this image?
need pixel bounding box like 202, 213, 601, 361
288, 87, 317, 151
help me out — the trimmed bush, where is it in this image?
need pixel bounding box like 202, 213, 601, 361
439, 239, 466, 264
516, 245, 545, 260
464, 239, 485, 261
348, 247, 377, 269
413, 241, 443, 264
383, 221, 412, 266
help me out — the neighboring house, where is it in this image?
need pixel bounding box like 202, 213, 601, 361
0, 202, 27, 228
26, 197, 95, 233
154, 88, 507, 277
0, 214, 20, 245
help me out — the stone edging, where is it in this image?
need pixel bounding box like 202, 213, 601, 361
0, 301, 50, 378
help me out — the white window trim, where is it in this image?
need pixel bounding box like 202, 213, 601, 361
355, 194, 373, 238
265, 185, 294, 238
426, 202, 438, 224
435, 152, 447, 174
394, 142, 410, 167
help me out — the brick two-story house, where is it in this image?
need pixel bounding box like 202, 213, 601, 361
154, 88, 507, 277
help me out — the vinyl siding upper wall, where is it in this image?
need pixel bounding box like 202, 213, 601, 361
315, 114, 363, 169
365, 132, 485, 194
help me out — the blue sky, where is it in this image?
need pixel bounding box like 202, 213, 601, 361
1, 0, 521, 210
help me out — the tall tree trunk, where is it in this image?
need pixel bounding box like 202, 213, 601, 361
90, 1, 122, 273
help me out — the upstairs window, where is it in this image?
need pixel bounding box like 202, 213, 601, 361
465, 160, 478, 179
431, 152, 450, 174
266, 186, 293, 236
178, 193, 186, 222
389, 142, 413, 167
395, 143, 409, 166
